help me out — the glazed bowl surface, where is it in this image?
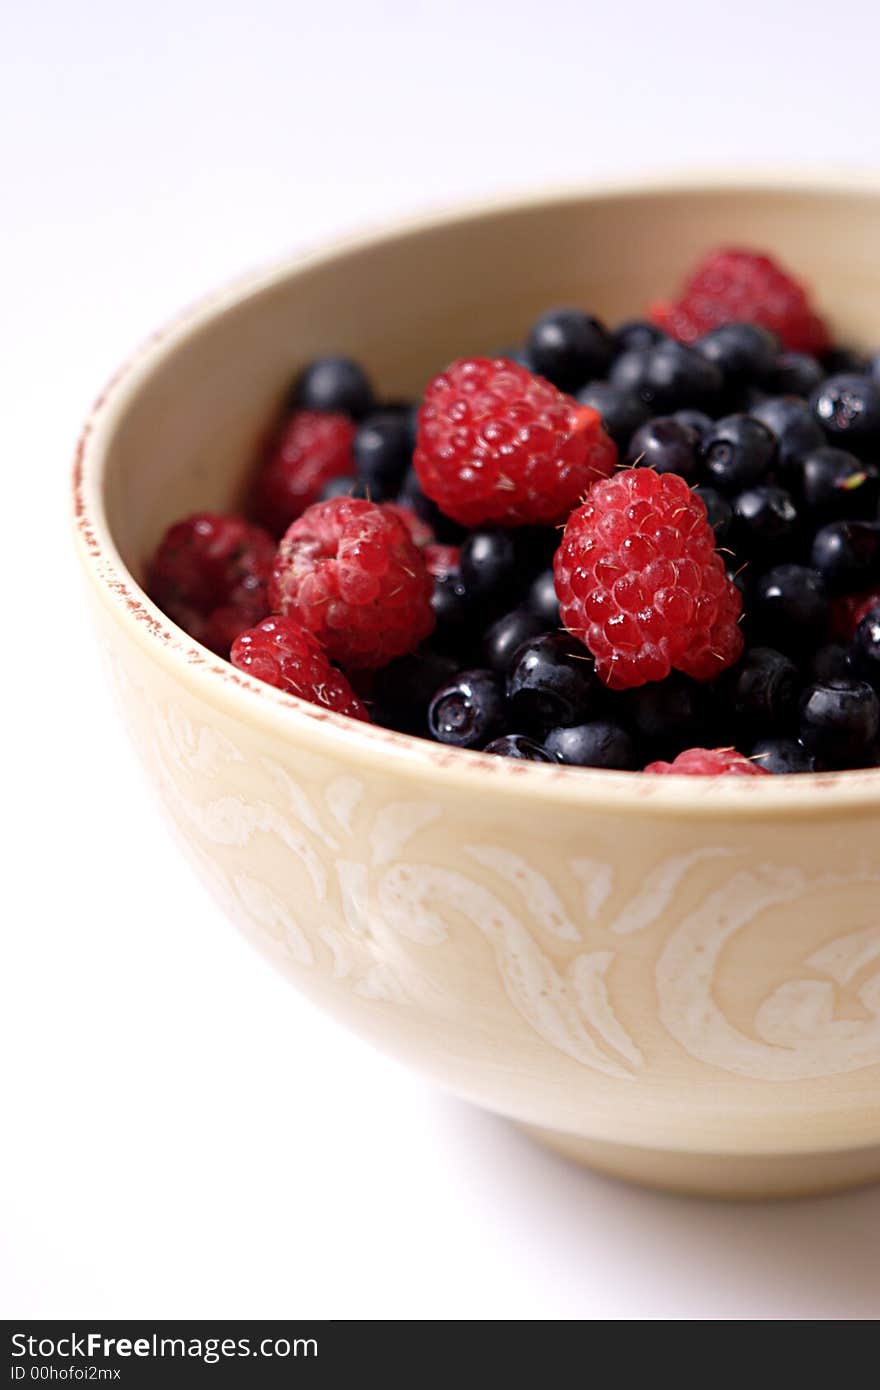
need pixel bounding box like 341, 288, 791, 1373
74, 175, 880, 1198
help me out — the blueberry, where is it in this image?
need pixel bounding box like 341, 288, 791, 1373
507, 632, 600, 730
821, 347, 870, 376
352, 411, 412, 499
763, 352, 824, 398
694, 322, 780, 387
728, 646, 799, 735
483, 608, 551, 673
869, 351, 880, 382
749, 737, 816, 774
609, 340, 723, 414
318, 474, 369, 501
431, 569, 477, 651
612, 320, 668, 354
693, 486, 733, 543
811, 521, 880, 594
526, 308, 613, 392
483, 733, 553, 761
627, 416, 701, 478
673, 409, 714, 442
749, 395, 825, 469
810, 374, 880, 455
544, 720, 637, 770
459, 529, 521, 608
398, 466, 465, 543
754, 564, 830, 654
702, 414, 777, 494
851, 608, 880, 687
622, 675, 716, 759
732, 485, 799, 555
799, 679, 880, 768
527, 568, 560, 626
372, 647, 458, 736
807, 643, 854, 684
575, 381, 650, 449
428, 670, 505, 749
796, 447, 880, 521
290, 355, 374, 418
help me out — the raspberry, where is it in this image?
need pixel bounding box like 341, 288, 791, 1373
269, 496, 435, 669
650, 248, 830, 355
231, 616, 369, 721
832, 587, 880, 639
147, 513, 275, 654
380, 501, 435, 549
414, 358, 616, 527
424, 543, 460, 578
252, 410, 355, 537
644, 748, 770, 776
554, 469, 744, 690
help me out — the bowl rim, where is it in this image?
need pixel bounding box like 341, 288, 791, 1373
73, 169, 880, 818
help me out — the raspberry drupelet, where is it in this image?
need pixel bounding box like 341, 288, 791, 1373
252, 410, 356, 537
413, 357, 617, 527
269, 496, 435, 669
554, 469, 744, 690
231, 615, 369, 720
650, 248, 830, 355
644, 748, 770, 776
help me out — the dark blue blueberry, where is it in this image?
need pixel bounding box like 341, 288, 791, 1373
526, 308, 613, 392
483, 733, 553, 761
627, 416, 701, 479
527, 568, 561, 626
754, 564, 830, 654
431, 569, 478, 652
749, 737, 816, 774
702, 414, 777, 494
428, 670, 506, 749
763, 352, 824, 398
798, 679, 880, 768
575, 381, 650, 449
460, 529, 521, 608
290, 355, 374, 418
516, 526, 560, 578
544, 720, 637, 770
612, 320, 668, 354
673, 409, 714, 442
821, 347, 870, 376
622, 675, 716, 759
731, 485, 799, 556
810, 374, 880, 455
397, 466, 465, 543
796, 447, 880, 521
483, 608, 551, 673
318, 474, 369, 501
729, 647, 800, 735
749, 395, 825, 470
693, 486, 733, 543
507, 632, 600, 731
609, 340, 723, 414
352, 411, 412, 499
869, 351, 880, 382
807, 643, 854, 684
694, 322, 780, 387
811, 521, 880, 594
851, 608, 880, 687
371, 648, 458, 736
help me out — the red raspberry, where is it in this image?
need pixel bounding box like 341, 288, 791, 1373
554, 469, 744, 690
252, 410, 355, 537
650, 247, 829, 355
832, 587, 880, 640
147, 513, 275, 655
424, 543, 460, 579
380, 501, 435, 549
645, 748, 769, 777
231, 615, 369, 721
413, 357, 616, 527
269, 496, 435, 669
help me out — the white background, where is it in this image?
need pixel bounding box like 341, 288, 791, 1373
3, 0, 880, 1321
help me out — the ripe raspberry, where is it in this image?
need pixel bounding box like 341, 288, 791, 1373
269, 497, 435, 669
424, 543, 460, 579
644, 747, 770, 776
414, 357, 616, 527
554, 469, 744, 690
147, 513, 275, 655
650, 248, 830, 355
231, 616, 369, 721
380, 501, 435, 549
252, 410, 355, 537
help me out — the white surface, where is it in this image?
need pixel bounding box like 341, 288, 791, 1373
3, 0, 880, 1322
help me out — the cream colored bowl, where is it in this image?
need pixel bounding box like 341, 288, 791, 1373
73, 175, 880, 1199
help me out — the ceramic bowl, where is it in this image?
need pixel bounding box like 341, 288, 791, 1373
73, 174, 880, 1199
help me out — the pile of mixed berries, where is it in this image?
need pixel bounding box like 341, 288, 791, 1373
147, 247, 880, 777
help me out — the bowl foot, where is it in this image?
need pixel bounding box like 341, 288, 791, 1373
520, 1125, 880, 1200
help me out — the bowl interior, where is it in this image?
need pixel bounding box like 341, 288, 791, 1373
99, 181, 880, 583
